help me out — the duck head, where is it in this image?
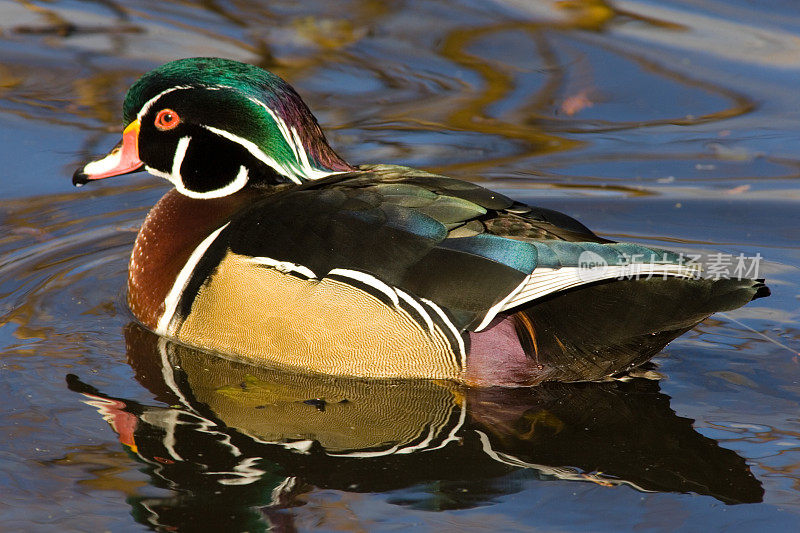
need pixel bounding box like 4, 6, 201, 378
74, 57, 353, 198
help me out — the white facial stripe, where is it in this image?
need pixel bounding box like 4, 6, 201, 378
202, 124, 302, 185
184, 165, 248, 199
243, 94, 337, 181
83, 146, 122, 175
286, 126, 303, 164
147, 134, 250, 199
145, 163, 249, 199
136, 86, 192, 123
200, 165, 249, 198
157, 222, 230, 335
135, 84, 339, 195
256, 98, 298, 160
134, 86, 192, 191
145, 166, 180, 188
173, 136, 191, 176
290, 126, 329, 179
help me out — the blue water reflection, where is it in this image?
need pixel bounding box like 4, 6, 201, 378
1, 0, 799, 530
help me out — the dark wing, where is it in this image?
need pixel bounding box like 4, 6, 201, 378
222, 165, 692, 331
353, 164, 610, 243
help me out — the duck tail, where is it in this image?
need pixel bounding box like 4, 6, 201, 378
510, 277, 770, 383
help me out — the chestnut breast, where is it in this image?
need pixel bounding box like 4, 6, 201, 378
127, 188, 260, 330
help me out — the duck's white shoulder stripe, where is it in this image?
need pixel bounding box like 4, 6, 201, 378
395, 289, 435, 332
157, 223, 230, 336
328, 268, 400, 306
324, 268, 466, 367
419, 297, 467, 369
474, 262, 701, 331
247, 256, 317, 279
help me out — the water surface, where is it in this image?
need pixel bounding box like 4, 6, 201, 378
1, 0, 799, 530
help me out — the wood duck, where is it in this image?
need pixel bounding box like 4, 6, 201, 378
73, 57, 769, 386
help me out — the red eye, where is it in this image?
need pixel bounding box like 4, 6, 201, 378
154, 109, 180, 131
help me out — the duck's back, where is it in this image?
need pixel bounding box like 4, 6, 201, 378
129, 165, 768, 385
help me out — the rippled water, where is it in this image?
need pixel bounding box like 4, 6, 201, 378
1, 0, 799, 530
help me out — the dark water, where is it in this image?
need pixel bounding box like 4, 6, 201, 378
1, 0, 799, 530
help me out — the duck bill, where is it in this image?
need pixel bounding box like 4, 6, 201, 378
73, 120, 144, 186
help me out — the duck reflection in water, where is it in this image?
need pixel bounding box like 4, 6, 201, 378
67, 324, 763, 530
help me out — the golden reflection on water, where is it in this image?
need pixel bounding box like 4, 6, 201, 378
1, 0, 758, 177
53, 322, 764, 523
47, 443, 149, 496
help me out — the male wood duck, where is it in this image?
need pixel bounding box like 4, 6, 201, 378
73, 57, 769, 386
